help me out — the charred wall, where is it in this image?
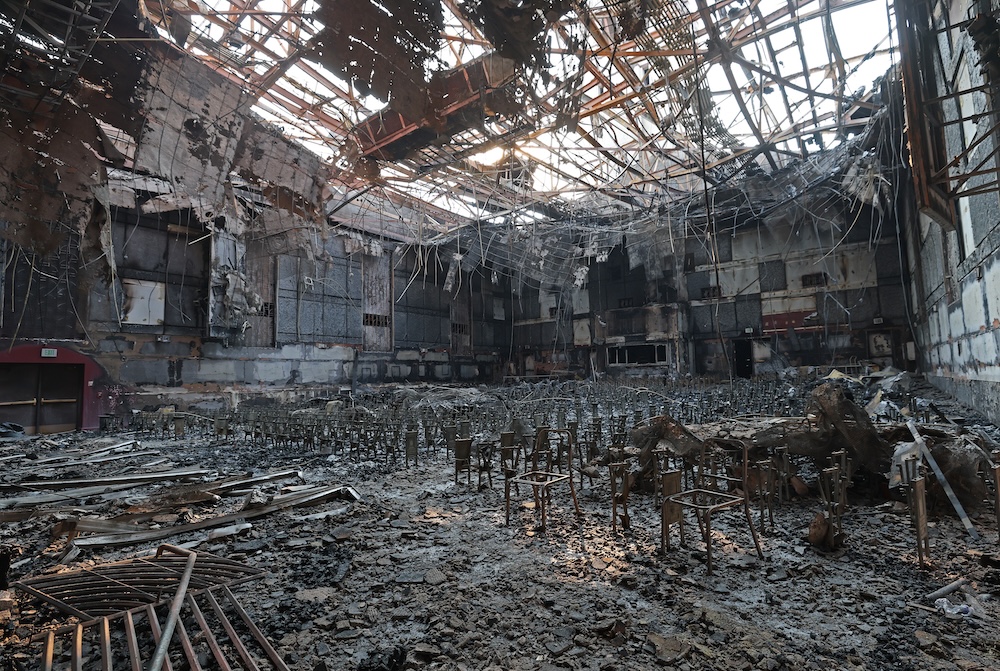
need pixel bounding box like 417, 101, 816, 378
902, 0, 1000, 425
685, 204, 911, 376
0, 24, 496, 410
508, 193, 909, 380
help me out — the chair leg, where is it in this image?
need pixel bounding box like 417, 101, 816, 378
677, 508, 687, 547
743, 499, 765, 559
703, 511, 714, 574
539, 484, 548, 531
505, 479, 511, 526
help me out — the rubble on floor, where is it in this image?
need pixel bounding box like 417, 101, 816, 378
1, 373, 1000, 670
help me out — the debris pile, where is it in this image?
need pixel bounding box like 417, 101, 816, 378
2, 372, 1000, 670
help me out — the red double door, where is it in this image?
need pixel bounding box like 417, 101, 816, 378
0, 363, 83, 434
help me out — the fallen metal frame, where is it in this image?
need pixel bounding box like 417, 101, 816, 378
33, 583, 289, 671
55, 484, 360, 548
20, 544, 288, 670
15, 545, 265, 619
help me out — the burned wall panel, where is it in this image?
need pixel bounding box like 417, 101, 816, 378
393, 247, 453, 350
363, 252, 393, 352
450, 284, 472, 356
164, 282, 205, 332
735, 295, 762, 333
471, 278, 498, 349
716, 301, 739, 334
514, 286, 542, 321
684, 237, 713, 268
209, 230, 257, 340
243, 243, 277, 347
878, 284, 907, 321
234, 120, 326, 221
103, 209, 208, 335
690, 304, 715, 336
588, 247, 647, 312
133, 45, 250, 218
844, 288, 878, 324
875, 243, 903, 280
758, 260, 787, 292
0, 227, 81, 339
275, 254, 363, 345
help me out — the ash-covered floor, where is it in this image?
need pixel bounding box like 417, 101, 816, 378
3, 373, 1000, 671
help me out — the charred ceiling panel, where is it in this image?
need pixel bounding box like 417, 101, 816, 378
242, 207, 322, 259
76, 37, 148, 140
0, 0, 121, 115
354, 54, 518, 161
133, 44, 250, 218
460, 0, 574, 69
311, 0, 444, 119
235, 119, 328, 220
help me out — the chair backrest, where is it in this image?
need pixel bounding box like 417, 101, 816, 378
455, 437, 473, 462
533, 428, 574, 473
693, 437, 749, 495
477, 439, 495, 470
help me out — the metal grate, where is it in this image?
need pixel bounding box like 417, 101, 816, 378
15, 547, 265, 619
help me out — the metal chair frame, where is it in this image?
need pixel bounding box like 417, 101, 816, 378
666, 438, 764, 573
507, 428, 582, 530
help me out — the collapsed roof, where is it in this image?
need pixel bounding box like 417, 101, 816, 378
0, 0, 895, 241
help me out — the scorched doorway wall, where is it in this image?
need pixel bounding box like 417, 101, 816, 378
0, 19, 496, 411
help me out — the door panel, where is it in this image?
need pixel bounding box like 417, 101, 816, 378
0, 364, 39, 431
0, 363, 82, 434
38, 364, 83, 433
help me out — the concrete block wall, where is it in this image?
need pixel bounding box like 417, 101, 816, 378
87, 334, 496, 410
916, 222, 1000, 424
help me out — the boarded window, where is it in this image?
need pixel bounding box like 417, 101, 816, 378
121, 279, 165, 325
801, 273, 828, 288
363, 313, 391, 328
701, 286, 722, 299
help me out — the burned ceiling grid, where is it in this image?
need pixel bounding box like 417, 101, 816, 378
0, 1, 910, 328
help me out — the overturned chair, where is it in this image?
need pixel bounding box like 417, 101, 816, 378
663, 437, 764, 573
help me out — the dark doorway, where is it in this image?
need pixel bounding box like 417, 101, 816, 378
734, 340, 753, 379
0, 363, 84, 434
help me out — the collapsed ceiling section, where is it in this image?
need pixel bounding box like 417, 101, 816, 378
0, 0, 896, 240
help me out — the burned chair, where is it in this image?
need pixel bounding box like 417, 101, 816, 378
664, 437, 764, 573
454, 437, 473, 485
477, 438, 495, 489
506, 428, 582, 530
500, 431, 521, 523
